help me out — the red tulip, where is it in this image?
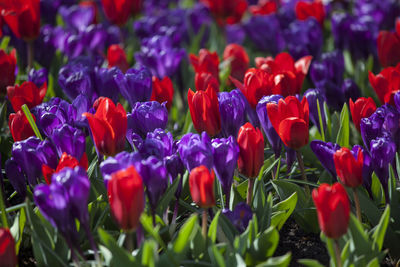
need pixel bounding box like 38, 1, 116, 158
237, 122, 264, 178
255, 52, 312, 97
349, 97, 376, 131
266, 96, 309, 150
334, 147, 363, 188
7, 81, 47, 112
312, 183, 350, 239
195, 72, 220, 92
188, 85, 221, 137
1, 0, 40, 41
150, 76, 174, 111
368, 63, 400, 105
200, 0, 247, 25
223, 44, 249, 83
107, 44, 129, 73
190, 49, 220, 83
377, 19, 400, 68
249, 0, 277, 16
101, 0, 134, 26
42, 152, 89, 184
189, 165, 215, 208
8, 111, 35, 142
83, 97, 127, 156
0, 228, 17, 267
0, 49, 16, 96
295, 1, 325, 25
108, 166, 145, 231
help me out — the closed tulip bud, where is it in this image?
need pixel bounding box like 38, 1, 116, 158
8, 111, 36, 142
267, 96, 309, 150
237, 122, 264, 178
107, 45, 129, 73
295, 1, 325, 26
0, 228, 17, 267
368, 65, 400, 105
101, 0, 133, 26
334, 147, 363, 188
312, 183, 350, 239
349, 97, 376, 131
223, 44, 249, 82
1, 0, 40, 41
240, 68, 271, 108
190, 49, 220, 82
188, 86, 221, 137
195, 72, 220, 92
108, 166, 145, 231
150, 76, 174, 111
189, 165, 215, 208
7, 81, 47, 112
0, 49, 16, 96
200, 0, 247, 25
42, 152, 88, 184
83, 97, 127, 157
377, 19, 400, 68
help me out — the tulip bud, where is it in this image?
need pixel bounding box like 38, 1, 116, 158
377, 19, 400, 68
190, 49, 220, 82
223, 44, 249, 82
188, 86, 221, 137
369, 65, 400, 105
295, 1, 325, 25
151, 76, 174, 110
334, 147, 363, 188
349, 97, 376, 131
189, 165, 215, 208
0, 228, 17, 267
267, 96, 309, 150
237, 122, 264, 178
8, 111, 36, 142
83, 97, 127, 156
101, 0, 134, 26
7, 81, 47, 112
107, 44, 129, 73
312, 183, 350, 239
200, 0, 247, 25
108, 166, 145, 231
0, 49, 16, 96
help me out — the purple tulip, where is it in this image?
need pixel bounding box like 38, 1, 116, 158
127, 101, 168, 138
114, 67, 152, 107
178, 132, 213, 171
223, 202, 253, 233
310, 140, 341, 178
218, 89, 247, 138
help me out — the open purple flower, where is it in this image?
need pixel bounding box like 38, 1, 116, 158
178, 132, 213, 171
51, 125, 86, 160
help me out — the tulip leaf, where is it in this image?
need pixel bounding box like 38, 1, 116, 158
372, 205, 390, 251
250, 226, 279, 261
0, 36, 10, 50
271, 192, 297, 230
336, 103, 349, 148
297, 259, 325, 267
10, 208, 26, 254
255, 252, 291, 267
173, 214, 198, 254
140, 214, 167, 250
97, 228, 138, 267
141, 239, 158, 267
208, 210, 221, 243
316, 99, 325, 141
208, 244, 226, 267
370, 172, 385, 205
156, 176, 181, 215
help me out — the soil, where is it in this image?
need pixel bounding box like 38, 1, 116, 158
275, 219, 329, 266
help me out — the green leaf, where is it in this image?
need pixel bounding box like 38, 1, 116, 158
10, 208, 26, 254
336, 103, 349, 148
316, 99, 325, 141
252, 226, 279, 260
98, 228, 137, 267
173, 214, 198, 254
156, 176, 181, 215
347, 214, 371, 256
370, 172, 385, 205
297, 259, 325, 267
208, 210, 221, 243
372, 205, 390, 251
209, 244, 226, 267
255, 252, 291, 267
141, 239, 158, 267
0, 36, 10, 50
140, 214, 166, 250
271, 192, 297, 230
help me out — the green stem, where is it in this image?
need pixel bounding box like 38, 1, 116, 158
125, 231, 134, 252
296, 151, 310, 196
27, 41, 34, 72
202, 209, 208, 239
0, 183, 9, 228
334, 239, 342, 267
246, 178, 255, 206
353, 188, 362, 222
21, 104, 43, 141
317, 99, 325, 142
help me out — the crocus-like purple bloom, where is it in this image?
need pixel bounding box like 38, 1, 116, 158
135, 35, 186, 78
50, 124, 86, 160
144, 129, 174, 158
310, 50, 344, 88
136, 156, 168, 211
114, 67, 152, 107
59, 5, 94, 32
223, 202, 253, 233
342, 78, 361, 102
284, 18, 323, 60
178, 132, 213, 171
212, 137, 239, 199
28, 68, 48, 88
310, 140, 341, 178
257, 95, 283, 157
127, 101, 168, 138
94, 67, 120, 102
100, 152, 142, 186
226, 24, 246, 44
244, 15, 285, 55
304, 89, 327, 132
218, 89, 247, 138
354, 0, 400, 30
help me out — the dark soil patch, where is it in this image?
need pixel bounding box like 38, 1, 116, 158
19, 246, 36, 267
275, 219, 329, 266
